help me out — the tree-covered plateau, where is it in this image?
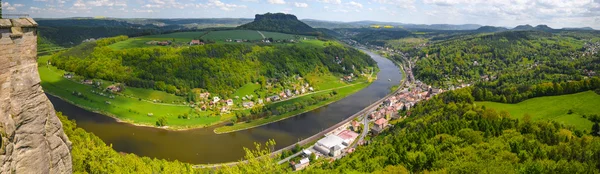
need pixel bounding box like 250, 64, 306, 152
50, 36, 376, 97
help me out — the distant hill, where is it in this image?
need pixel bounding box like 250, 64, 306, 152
301, 19, 480, 30
513, 24, 535, 31
563, 27, 595, 31
475, 26, 509, 32
238, 13, 318, 35
534, 25, 554, 31
512, 24, 555, 32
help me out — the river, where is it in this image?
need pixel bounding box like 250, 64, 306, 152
47, 50, 402, 164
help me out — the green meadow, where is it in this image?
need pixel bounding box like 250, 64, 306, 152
38, 56, 224, 129
214, 81, 372, 134
108, 30, 317, 50
476, 91, 600, 131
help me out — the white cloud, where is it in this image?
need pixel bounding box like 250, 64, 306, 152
371, 0, 415, 10
133, 8, 155, 13
241, 0, 259, 2
71, 0, 91, 10
30, 7, 41, 10
268, 0, 286, 4
280, 8, 292, 13
2, 2, 17, 11
207, 0, 247, 11
348, 1, 363, 8
294, 2, 309, 8
144, 4, 161, 8
317, 0, 341, 4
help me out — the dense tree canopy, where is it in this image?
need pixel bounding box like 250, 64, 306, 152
306, 88, 600, 173
50, 37, 375, 97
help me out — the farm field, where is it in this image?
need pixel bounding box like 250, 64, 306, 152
476, 91, 600, 131
108, 30, 317, 50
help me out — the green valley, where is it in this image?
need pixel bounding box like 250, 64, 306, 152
43, 25, 376, 130
477, 90, 600, 130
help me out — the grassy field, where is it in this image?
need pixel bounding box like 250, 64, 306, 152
108, 32, 208, 50
108, 30, 317, 50
38, 56, 225, 129
214, 81, 373, 134
476, 91, 600, 131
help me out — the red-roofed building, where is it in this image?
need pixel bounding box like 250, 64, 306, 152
337, 130, 359, 145
371, 118, 388, 134
190, 40, 205, 45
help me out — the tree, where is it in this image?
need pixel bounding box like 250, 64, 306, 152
156, 116, 168, 127
309, 153, 316, 161
592, 122, 600, 136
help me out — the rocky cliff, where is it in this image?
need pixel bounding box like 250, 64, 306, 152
0, 18, 72, 173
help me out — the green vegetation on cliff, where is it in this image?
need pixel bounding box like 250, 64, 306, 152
51, 36, 375, 97
237, 13, 319, 36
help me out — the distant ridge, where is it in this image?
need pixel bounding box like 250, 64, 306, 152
563, 27, 595, 31
513, 24, 535, 31
238, 13, 318, 35
475, 26, 508, 32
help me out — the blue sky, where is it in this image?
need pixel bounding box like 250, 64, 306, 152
3, 0, 600, 29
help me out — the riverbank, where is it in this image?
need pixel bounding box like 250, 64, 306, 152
214, 81, 373, 134
39, 55, 377, 131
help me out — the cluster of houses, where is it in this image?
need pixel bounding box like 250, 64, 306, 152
267, 83, 314, 102
292, 129, 359, 171
583, 41, 600, 57
189, 40, 205, 46
146, 40, 172, 46
341, 73, 354, 82
368, 80, 444, 133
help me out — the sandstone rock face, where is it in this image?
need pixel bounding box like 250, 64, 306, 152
0, 18, 72, 174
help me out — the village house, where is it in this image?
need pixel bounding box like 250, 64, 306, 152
258, 99, 263, 104
351, 120, 360, 132
220, 106, 228, 113
371, 118, 388, 134
82, 79, 93, 85
189, 40, 204, 46
213, 96, 220, 103
269, 95, 281, 102
63, 73, 74, 79
106, 84, 122, 93
242, 101, 254, 108
199, 92, 210, 99
226, 99, 234, 106
285, 89, 293, 97
291, 158, 310, 171
337, 130, 359, 146
157, 41, 171, 46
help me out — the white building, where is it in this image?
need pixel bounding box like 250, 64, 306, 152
213, 96, 220, 103
314, 134, 346, 157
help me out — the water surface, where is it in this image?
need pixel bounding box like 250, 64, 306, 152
48, 50, 402, 164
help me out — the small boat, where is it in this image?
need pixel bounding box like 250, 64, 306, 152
388, 79, 391, 81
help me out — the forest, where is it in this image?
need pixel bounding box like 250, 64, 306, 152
49, 36, 375, 97
403, 31, 600, 103
237, 13, 320, 36
305, 87, 600, 173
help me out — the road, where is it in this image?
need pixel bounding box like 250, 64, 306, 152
257, 31, 266, 39
193, 49, 407, 169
